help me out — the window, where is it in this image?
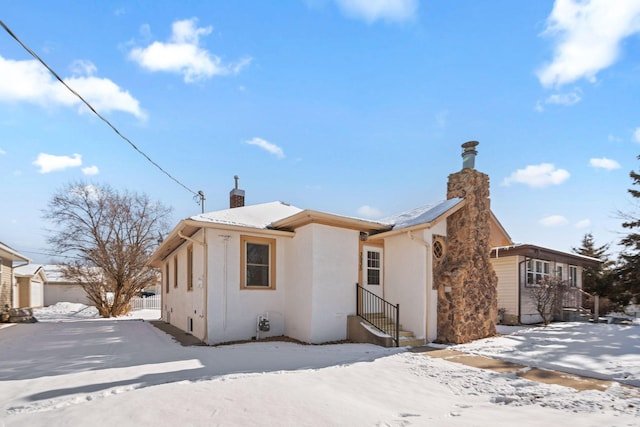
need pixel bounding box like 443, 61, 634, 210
240, 236, 276, 289
165, 262, 170, 293
173, 256, 178, 288
362, 246, 383, 287
568, 265, 578, 287
366, 250, 381, 285
556, 264, 564, 280
527, 259, 550, 285
187, 244, 194, 291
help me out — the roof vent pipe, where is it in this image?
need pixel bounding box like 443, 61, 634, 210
461, 140, 479, 170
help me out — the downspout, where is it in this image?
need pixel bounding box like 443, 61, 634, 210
220, 235, 230, 330
202, 231, 208, 343
407, 231, 432, 343
518, 257, 528, 325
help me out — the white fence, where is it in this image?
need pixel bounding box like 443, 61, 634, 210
129, 295, 161, 311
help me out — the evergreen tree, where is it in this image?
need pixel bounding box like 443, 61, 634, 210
618, 160, 640, 306
571, 233, 610, 296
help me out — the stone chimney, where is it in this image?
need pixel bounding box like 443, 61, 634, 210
229, 175, 245, 208
435, 141, 498, 344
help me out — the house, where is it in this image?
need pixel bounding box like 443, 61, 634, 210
0, 241, 30, 310
490, 244, 601, 324
150, 141, 509, 346
14, 264, 46, 308
42, 264, 92, 306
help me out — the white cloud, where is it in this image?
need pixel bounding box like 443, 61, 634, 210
33, 153, 82, 174
357, 205, 382, 218
589, 157, 621, 170
539, 215, 569, 227
82, 165, 100, 175
575, 219, 591, 228
334, 0, 418, 24
544, 89, 582, 106
128, 18, 251, 83
0, 148, 5, 155
634, 127, 640, 143
502, 163, 570, 188
0, 56, 146, 119
245, 137, 285, 158
537, 0, 640, 88
608, 134, 622, 143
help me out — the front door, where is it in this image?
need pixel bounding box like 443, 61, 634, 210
362, 245, 383, 299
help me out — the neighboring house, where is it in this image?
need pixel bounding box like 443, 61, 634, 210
490, 244, 601, 324
43, 264, 92, 306
150, 141, 511, 346
14, 264, 46, 308
0, 241, 30, 309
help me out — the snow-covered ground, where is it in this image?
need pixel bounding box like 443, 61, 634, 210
0, 303, 638, 426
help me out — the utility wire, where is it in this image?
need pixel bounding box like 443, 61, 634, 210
0, 20, 200, 198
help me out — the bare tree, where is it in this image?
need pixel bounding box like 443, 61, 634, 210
528, 276, 567, 325
45, 182, 172, 317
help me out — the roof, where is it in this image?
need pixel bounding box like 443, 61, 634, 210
271, 209, 391, 232
380, 198, 464, 230
491, 244, 601, 266
14, 264, 46, 279
368, 199, 466, 240
42, 265, 72, 283
190, 201, 303, 229
0, 241, 30, 263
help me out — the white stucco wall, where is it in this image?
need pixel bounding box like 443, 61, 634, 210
307, 224, 359, 343
162, 229, 207, 342
382, 223, 444, 343
284, 226, 314, 342
206, 230, 287, 345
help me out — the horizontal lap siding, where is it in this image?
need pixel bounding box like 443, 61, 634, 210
491, 257, 518, 316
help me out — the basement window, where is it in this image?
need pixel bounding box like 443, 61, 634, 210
240, 235, 276, 290
187, 244, 194, 291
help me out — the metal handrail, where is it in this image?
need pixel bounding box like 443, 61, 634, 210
356, 283, 400, 347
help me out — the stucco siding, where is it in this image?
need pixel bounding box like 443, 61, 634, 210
206, 229, 287, 344
307, 224, 359, 343
162, 230, 208, 341
284, 226, 314, 342
384, 233, 426, 341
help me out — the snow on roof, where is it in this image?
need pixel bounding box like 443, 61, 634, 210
14, 263, 44, 278
42, 265, 71, 283
379, 198, 464, 230
190, 201, 303, 229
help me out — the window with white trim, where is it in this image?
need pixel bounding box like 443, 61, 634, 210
366, 250, 381, 285
556, 264, 564, 280
568, 265, 578, 287
527, 259, 550, 286
241, 235, 276, 289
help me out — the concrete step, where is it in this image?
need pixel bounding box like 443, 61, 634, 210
399, 337, 425, 347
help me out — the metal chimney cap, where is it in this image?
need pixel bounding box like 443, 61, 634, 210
461, 140, 479, 169
462, 140, 479, 150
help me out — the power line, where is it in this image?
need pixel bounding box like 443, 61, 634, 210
0, 20, 202, 199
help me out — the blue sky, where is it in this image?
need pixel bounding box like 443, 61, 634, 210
2, 0, 640, 263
